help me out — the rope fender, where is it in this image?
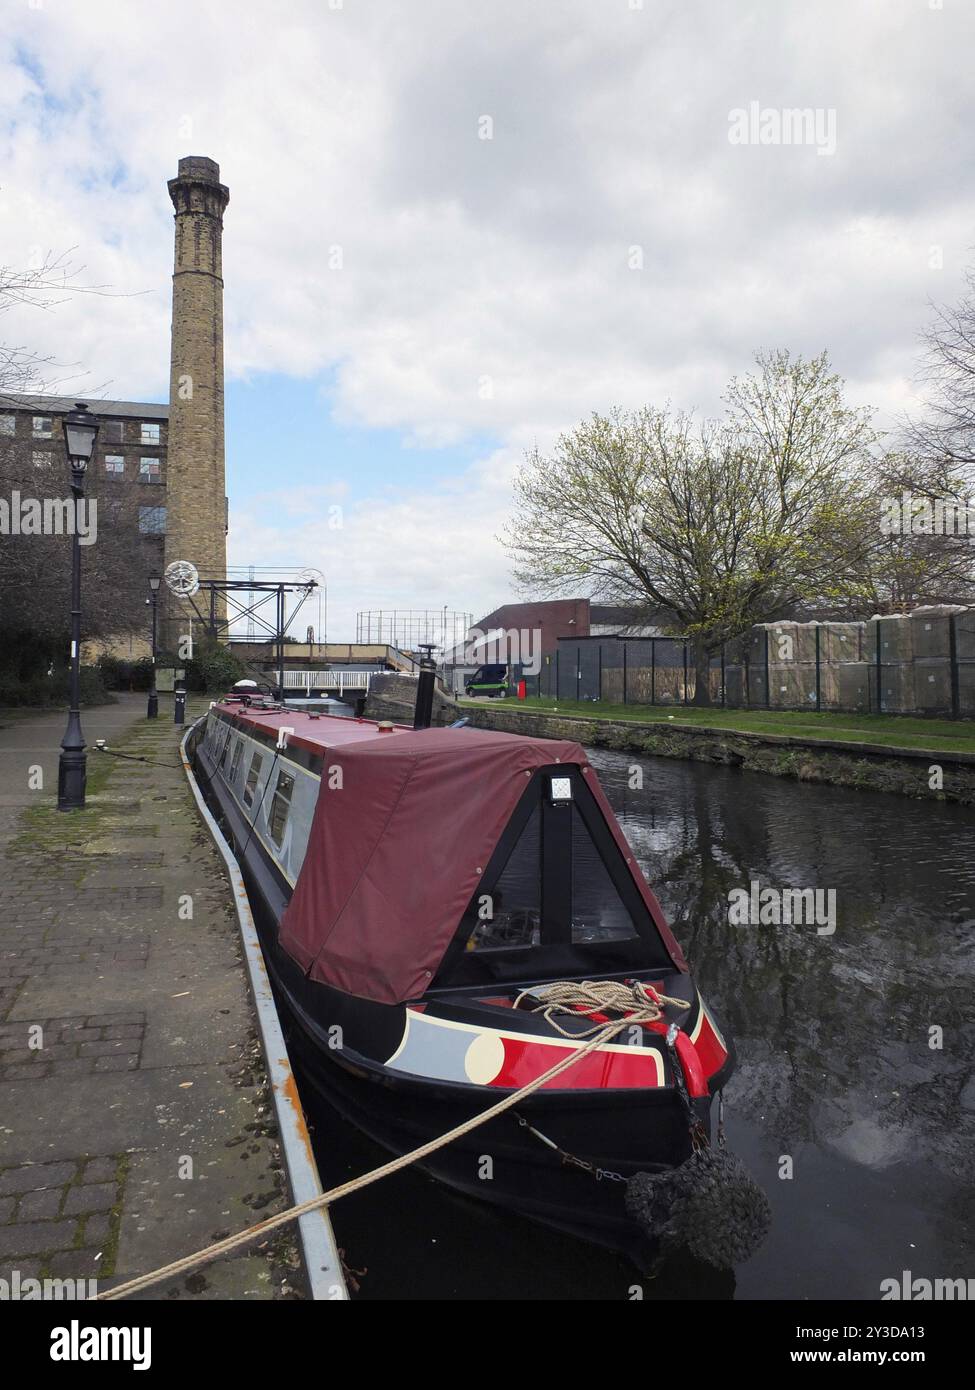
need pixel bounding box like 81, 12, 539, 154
518, 979, 772, 1270
625, 1026, 772, 1269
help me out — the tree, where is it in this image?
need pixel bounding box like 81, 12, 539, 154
506, 351, 881, 704
856, 451, 975, 614
0, 250, 111, 406
911, 265, 975, 471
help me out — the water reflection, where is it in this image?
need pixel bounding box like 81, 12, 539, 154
307, 750, 975, 1300
595, 751, 975, 1299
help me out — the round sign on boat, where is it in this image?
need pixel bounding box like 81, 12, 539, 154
464, 1030, 506, 1085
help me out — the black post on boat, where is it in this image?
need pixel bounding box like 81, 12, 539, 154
277, 584, 286, 704
414, 643, 437, 729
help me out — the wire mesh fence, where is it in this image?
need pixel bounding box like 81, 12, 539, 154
509, 612, 975, 717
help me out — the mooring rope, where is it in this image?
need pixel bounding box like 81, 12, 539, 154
93, 747, 183, 771
97, 980, 673, 1300
514, 978, 691, 1037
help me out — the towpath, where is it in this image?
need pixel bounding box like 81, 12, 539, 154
0, 694, 302, 1298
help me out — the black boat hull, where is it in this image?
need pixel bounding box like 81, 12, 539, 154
284, 1002, 711, 1264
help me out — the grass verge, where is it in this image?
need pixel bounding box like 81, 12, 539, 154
459, 697, 975, 754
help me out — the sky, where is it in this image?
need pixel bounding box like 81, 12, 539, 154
1, 0, 974, 641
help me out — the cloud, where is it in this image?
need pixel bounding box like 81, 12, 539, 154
2, 0, 974, 628
229, 440, 524, 639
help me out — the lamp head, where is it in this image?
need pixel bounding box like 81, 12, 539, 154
63, 403, 99, 473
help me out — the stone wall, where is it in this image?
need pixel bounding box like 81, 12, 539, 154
462, 704, 975, 806
363, 672, 459, 725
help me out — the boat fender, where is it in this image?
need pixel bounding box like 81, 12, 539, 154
625, 1029, 771, 1269
671, 1028, 707, 1098
625, 1144, 771, 1270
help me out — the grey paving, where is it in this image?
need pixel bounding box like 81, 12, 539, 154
0, 694, 304, 1299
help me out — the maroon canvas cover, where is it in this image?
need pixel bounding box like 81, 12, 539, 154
278, 725, 687, 1004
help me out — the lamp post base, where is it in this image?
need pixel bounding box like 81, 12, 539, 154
57, 749, 87, 811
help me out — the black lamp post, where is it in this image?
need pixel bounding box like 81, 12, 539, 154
57, 403, 99, 811
147, 576, 161, 718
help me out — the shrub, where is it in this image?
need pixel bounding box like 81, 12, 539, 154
0, 665, 114, 708
129, 658, 154, 692
79, 665, 115, 706
97, 654, 124, 689
185, 643, 247, 693
98, 656, 154, 692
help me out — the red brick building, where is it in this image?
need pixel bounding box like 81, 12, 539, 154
471, 598, 591, 661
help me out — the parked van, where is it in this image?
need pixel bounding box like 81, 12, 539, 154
464, 663, 510, 698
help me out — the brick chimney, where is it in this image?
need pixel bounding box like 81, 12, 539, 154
164, 155, 229, 648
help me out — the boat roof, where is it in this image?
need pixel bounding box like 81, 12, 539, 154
234, 706, 692, 1005
213, 700, 417, 754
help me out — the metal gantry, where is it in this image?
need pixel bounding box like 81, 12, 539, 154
180, 578, 319, 698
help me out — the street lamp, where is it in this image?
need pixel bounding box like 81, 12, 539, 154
147, 576, 161, 718
57, 403, 99, 811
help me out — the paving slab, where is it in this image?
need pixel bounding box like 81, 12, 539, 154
0, 694, 304, 1299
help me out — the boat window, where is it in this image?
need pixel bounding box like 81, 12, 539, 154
268, 769, 295, 847
441, 766, 658, 990
465, 805, 541, 952
229, 737, 245, 783
462, 799, 637, 953
243, 750, 263, 808
219, 728, 233, 769
569, 805, 638, 943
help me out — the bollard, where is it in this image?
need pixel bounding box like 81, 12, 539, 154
174, 681, 186, 727
517, 679, 527, 700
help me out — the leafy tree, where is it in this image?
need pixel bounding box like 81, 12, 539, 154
857, 451, 975, 614
184, 640, 246, 693
506, 351, 880, 704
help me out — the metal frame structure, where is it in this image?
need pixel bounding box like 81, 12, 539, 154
180, 578, 318, 699
356, 608, 474, 654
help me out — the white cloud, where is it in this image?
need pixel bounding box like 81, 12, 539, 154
2, 0, 974, 630
229, 443, 524, 640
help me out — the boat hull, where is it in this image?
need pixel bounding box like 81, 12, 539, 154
284, 1004, 709, 1264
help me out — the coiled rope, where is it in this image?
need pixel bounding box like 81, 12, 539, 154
98, 979, 672, 1300
514, 978, 691, 1037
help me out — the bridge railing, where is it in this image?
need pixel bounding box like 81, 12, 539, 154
281, 670, 378, 696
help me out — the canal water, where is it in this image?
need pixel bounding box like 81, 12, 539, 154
304, 748, 975, 1300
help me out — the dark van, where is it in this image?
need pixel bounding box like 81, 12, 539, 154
464, 664, 510, 698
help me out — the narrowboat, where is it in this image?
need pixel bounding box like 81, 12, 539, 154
191, 690, 735, 1263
